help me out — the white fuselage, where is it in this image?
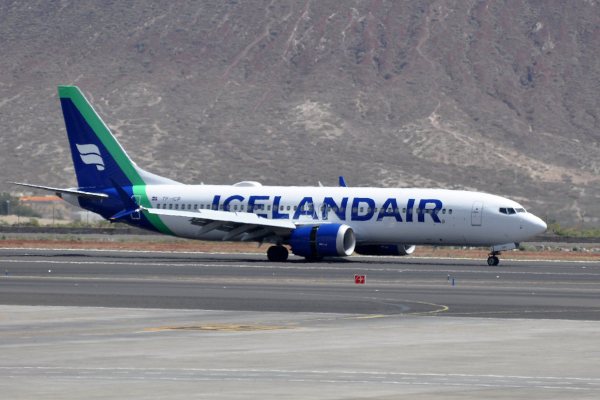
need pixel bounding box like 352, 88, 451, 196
143, 184, 546, 246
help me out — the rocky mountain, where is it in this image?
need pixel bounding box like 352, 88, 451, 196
1, 0, 599, 226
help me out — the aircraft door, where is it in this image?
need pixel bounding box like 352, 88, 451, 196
471, 201, 483, 226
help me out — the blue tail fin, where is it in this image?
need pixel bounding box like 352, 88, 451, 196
58, 86, 178, 189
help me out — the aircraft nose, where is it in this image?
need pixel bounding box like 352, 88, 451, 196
526, 214, 547, 236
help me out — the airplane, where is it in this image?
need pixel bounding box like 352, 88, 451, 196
12, 86, 547, 266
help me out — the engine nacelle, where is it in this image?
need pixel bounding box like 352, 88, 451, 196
354, 244, 416, 256
289, 224, 356, 259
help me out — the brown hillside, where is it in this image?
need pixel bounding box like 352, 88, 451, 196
0, 0, 599, 226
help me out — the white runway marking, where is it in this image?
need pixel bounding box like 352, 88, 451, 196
1, 247, 598, 264
2, 258, 600, 278
0, 366, 598, 391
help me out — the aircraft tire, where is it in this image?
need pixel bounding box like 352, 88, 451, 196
267, 245, 288, 262
487, 256, 500, 266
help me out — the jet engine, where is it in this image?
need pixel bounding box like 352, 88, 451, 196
354, 244, 416, 256
289, 224, 356, 259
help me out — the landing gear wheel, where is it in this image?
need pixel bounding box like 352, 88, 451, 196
267, 245, 288, 262
487, 255, 500, 266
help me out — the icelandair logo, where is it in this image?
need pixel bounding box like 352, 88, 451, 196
76, 144, 105, 171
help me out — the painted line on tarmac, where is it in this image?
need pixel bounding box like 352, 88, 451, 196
0, 366, 597, 390
143, 323, 289, 332
1, 247, 598, 263
2, 258, 600, 278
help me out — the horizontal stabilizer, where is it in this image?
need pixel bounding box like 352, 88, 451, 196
9, 182, 108, 199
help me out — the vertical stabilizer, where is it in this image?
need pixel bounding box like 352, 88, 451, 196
58, 86, 179, 189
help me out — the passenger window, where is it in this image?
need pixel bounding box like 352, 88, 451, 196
194, 204, 198, 209
200, 204, 204, 209
241, 205, 245, 211
402, 208, 406, 213
286, 206, 291, 211
267, 205, 271, 211
359, 207, 364, 213
188, 204, 191, 210
448, 209, 452, 215
281, 205, 284, 211
442, 209, 446, 214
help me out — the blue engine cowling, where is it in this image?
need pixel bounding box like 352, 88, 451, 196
288, 224, 356, 259
354, 244, 416, 256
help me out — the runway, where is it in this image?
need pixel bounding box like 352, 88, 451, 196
1, 248, 599, 320
2, 248, 600, 399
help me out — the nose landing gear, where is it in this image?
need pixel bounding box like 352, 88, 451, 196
486, 243, 518, 266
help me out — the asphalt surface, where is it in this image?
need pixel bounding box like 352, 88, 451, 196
1, 248, 599, 320
2, 248, 600, 399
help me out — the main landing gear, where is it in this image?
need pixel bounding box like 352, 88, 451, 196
267, 245, 289, 262
487, 252, 500, 266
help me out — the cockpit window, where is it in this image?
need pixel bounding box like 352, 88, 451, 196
515, 208, 526, 213
499, 207, 518, 215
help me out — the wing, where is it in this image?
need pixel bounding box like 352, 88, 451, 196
143, 207, 297, 243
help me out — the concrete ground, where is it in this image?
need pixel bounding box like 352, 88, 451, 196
1, 305, 599, 399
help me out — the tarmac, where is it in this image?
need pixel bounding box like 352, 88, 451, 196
1, 248, 599, 399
